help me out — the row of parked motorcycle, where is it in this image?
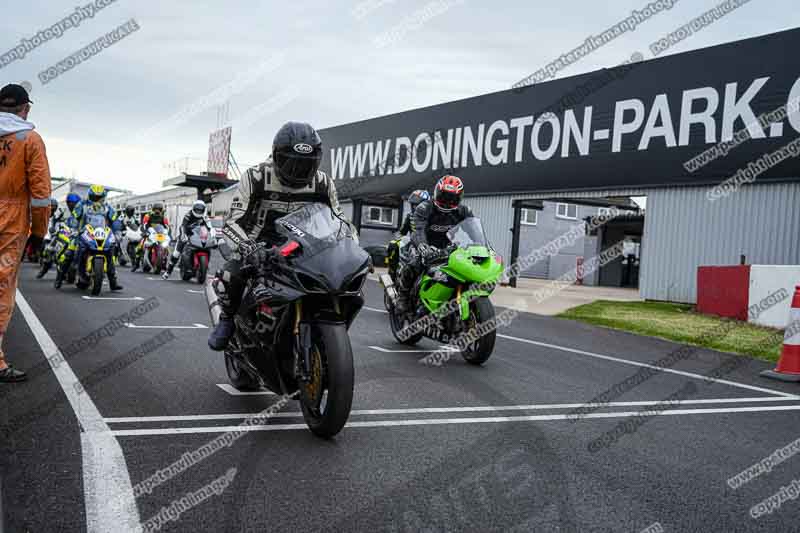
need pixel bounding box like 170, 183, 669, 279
30, 218, 219, 296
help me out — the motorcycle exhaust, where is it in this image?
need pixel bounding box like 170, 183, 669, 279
205, 276, 223, 327
379, 273, 398, 305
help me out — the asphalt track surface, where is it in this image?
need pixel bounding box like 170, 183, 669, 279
2, 259, 800, 532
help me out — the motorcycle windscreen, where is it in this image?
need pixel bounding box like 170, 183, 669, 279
275, 203, 356, 255
447, 217, 490, 249
190, 225, 210, 247
86, 213, 107, 228
275, 204, 367, 290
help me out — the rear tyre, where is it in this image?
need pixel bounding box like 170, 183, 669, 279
181, 268, 193, 282
90, 256, 104, 296
224, 339, 259, 391
197, 255, 208, 284
300, 323, 354, 438
460, 296, 496, 366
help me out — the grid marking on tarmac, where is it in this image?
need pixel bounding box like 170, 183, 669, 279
495, 333, 799, 399
107, 403, 800, 436
15, 290, 142, 532
103, 396, 800, 424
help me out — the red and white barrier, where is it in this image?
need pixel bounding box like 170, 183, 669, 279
697, 265, 800, 329
761, 286, 800, 383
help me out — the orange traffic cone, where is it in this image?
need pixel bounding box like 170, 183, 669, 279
761, 285, 800, 382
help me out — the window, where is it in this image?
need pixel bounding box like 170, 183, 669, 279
521, 208, 538, 225
364, 206, 395, 226
598, 207, 612, 217
556, 203, 578, 220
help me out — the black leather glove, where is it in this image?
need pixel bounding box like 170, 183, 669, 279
240, 240, 271, 269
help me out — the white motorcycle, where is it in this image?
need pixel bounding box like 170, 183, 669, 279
119, 221, 142, 268
141, 224, 171, 274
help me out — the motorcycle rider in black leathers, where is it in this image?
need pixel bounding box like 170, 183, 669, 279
163, 200, 212, 279
208, 121, 356, 351
396, 175, 473, 313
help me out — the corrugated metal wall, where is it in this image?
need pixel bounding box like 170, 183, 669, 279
641, 183, 800, 303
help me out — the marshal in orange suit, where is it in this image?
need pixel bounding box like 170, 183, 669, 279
0, 84, 51, 383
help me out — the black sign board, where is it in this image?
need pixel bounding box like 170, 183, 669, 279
320, 28, 800, 198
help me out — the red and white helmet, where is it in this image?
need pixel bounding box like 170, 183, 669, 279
433, 175, 464, 212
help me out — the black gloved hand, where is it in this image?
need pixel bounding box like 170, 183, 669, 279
240, 240, 271, 269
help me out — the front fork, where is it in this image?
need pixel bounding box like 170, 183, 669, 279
293, 300, 313, 383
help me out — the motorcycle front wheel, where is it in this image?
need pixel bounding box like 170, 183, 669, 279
300, 323, 354, 438
460, 296, 497, 366
389, 306, 423, 346
197, 255, 208, 284
90, 256, 105, 296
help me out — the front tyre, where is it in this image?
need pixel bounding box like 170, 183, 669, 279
389, 307, 423, 346
300, 323, 354, 438
197, 254, 208, 284
460, 296, 496, 366
90, 256, 104, 296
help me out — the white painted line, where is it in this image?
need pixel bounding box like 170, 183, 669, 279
108, 403, 800, 436
146, 277, 180, 282
82, 296, 144, 301
216, 384, 276, 396
363, 306, 388, 314
369, 345, 459, 353
186, 289, 204, 294
102, 396, 800, 424
497, 333, 800, 399
125, 323, 208, 329
15, 290, 141, 531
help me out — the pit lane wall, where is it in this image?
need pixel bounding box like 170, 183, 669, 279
697, 264, 800, 328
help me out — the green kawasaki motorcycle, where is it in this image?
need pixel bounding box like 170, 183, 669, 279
380, 217, 504, 365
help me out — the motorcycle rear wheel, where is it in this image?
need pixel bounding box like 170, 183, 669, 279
460, 296, 496, 366
224, 339, 259, 391
90, 256, 104, 296
300, 323, 354, 439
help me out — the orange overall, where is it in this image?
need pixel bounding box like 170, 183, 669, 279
0, 126, 51, 363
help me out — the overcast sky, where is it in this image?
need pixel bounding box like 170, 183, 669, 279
1, 0, 798, 194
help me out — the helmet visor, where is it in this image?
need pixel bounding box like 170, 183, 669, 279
435, 190, 461, 210
274, 152, 320, 188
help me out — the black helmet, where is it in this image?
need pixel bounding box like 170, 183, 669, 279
124, 206, 135, 217
49, 198, 59, 210
272, 121, 322, 189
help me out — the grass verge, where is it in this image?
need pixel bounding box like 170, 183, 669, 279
558, 300, 783, 363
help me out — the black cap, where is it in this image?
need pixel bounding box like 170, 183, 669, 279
0, 84, 32, 107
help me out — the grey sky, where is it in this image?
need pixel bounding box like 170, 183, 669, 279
1, 0, 797, 193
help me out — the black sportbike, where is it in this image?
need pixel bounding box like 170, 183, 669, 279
206, 203, 369, 438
